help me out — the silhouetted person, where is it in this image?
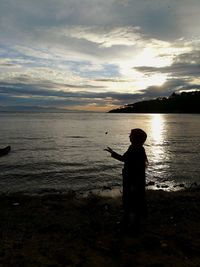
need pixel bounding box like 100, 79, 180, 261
105, 128, 148, 229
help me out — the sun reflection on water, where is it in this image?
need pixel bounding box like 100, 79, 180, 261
150, 114, 165, 144
149, 114, 167, 174
146, 114, 171, 189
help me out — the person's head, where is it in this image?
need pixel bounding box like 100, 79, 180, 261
129, 128, 147, 146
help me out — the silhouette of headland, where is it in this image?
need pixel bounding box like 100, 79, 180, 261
109, 91, 200, 113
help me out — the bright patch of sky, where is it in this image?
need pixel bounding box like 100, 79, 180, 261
0, 0, 200, 111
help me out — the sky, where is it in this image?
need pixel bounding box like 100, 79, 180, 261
0, 0, 200, 112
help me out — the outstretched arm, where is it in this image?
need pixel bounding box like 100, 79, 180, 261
104, 147, 125, 162
104, 147, 114, 154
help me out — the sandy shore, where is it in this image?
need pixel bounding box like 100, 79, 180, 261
1, 188, 200, 267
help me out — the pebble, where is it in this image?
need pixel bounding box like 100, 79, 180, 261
147, 181, 155, 186
13, 202, 20, 206
160, 241, 168, 248
161, 185, 169, 188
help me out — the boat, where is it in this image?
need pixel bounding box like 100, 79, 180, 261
0, 146, 11, 157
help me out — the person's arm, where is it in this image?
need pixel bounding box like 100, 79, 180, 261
104, 147, 125, 162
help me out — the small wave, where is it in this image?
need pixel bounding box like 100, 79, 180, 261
64, 136, 86, 139
168, 149, 196, 154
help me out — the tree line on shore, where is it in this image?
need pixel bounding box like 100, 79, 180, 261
109, 91, 200, 113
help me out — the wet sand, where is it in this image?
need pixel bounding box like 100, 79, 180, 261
1, 188, 200, 267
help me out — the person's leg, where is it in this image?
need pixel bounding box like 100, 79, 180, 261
122, 194, 129, 222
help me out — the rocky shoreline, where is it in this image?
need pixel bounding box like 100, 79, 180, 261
1, 188, 200, 267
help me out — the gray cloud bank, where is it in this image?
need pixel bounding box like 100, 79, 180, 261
1, 0, 200, 40
1, 77, 199, 110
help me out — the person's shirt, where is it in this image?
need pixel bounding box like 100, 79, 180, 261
111, 144, 147, 177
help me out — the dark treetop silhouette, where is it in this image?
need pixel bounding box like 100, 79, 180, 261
109, 91, 200, 113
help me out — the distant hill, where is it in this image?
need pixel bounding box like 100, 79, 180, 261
0, 106, 79, 113
109, 91, 200, 113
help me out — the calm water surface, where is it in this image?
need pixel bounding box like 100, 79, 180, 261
0, 112, 199, 195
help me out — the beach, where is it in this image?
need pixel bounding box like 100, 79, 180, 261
1, 188, 200, 267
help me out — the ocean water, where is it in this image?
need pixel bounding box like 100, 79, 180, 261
0, 112, 199, 195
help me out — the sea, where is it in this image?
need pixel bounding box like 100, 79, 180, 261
0, 112, 199, 195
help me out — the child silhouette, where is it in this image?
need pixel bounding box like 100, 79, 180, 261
105, 128, 148, 228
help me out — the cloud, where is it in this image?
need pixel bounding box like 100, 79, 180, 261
2, 0, 200, 44
135, 50, 200, 80
136, 62, 200, 78
0, 80, 143, 109
2, 0, 200, 40
58, 26, 142, 48
1, 77, 199, 111
1, 0, 200, 111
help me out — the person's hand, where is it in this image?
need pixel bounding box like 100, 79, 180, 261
104, 147, 114, 154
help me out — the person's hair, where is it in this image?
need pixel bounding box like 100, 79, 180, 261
130, 128, 147, 145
